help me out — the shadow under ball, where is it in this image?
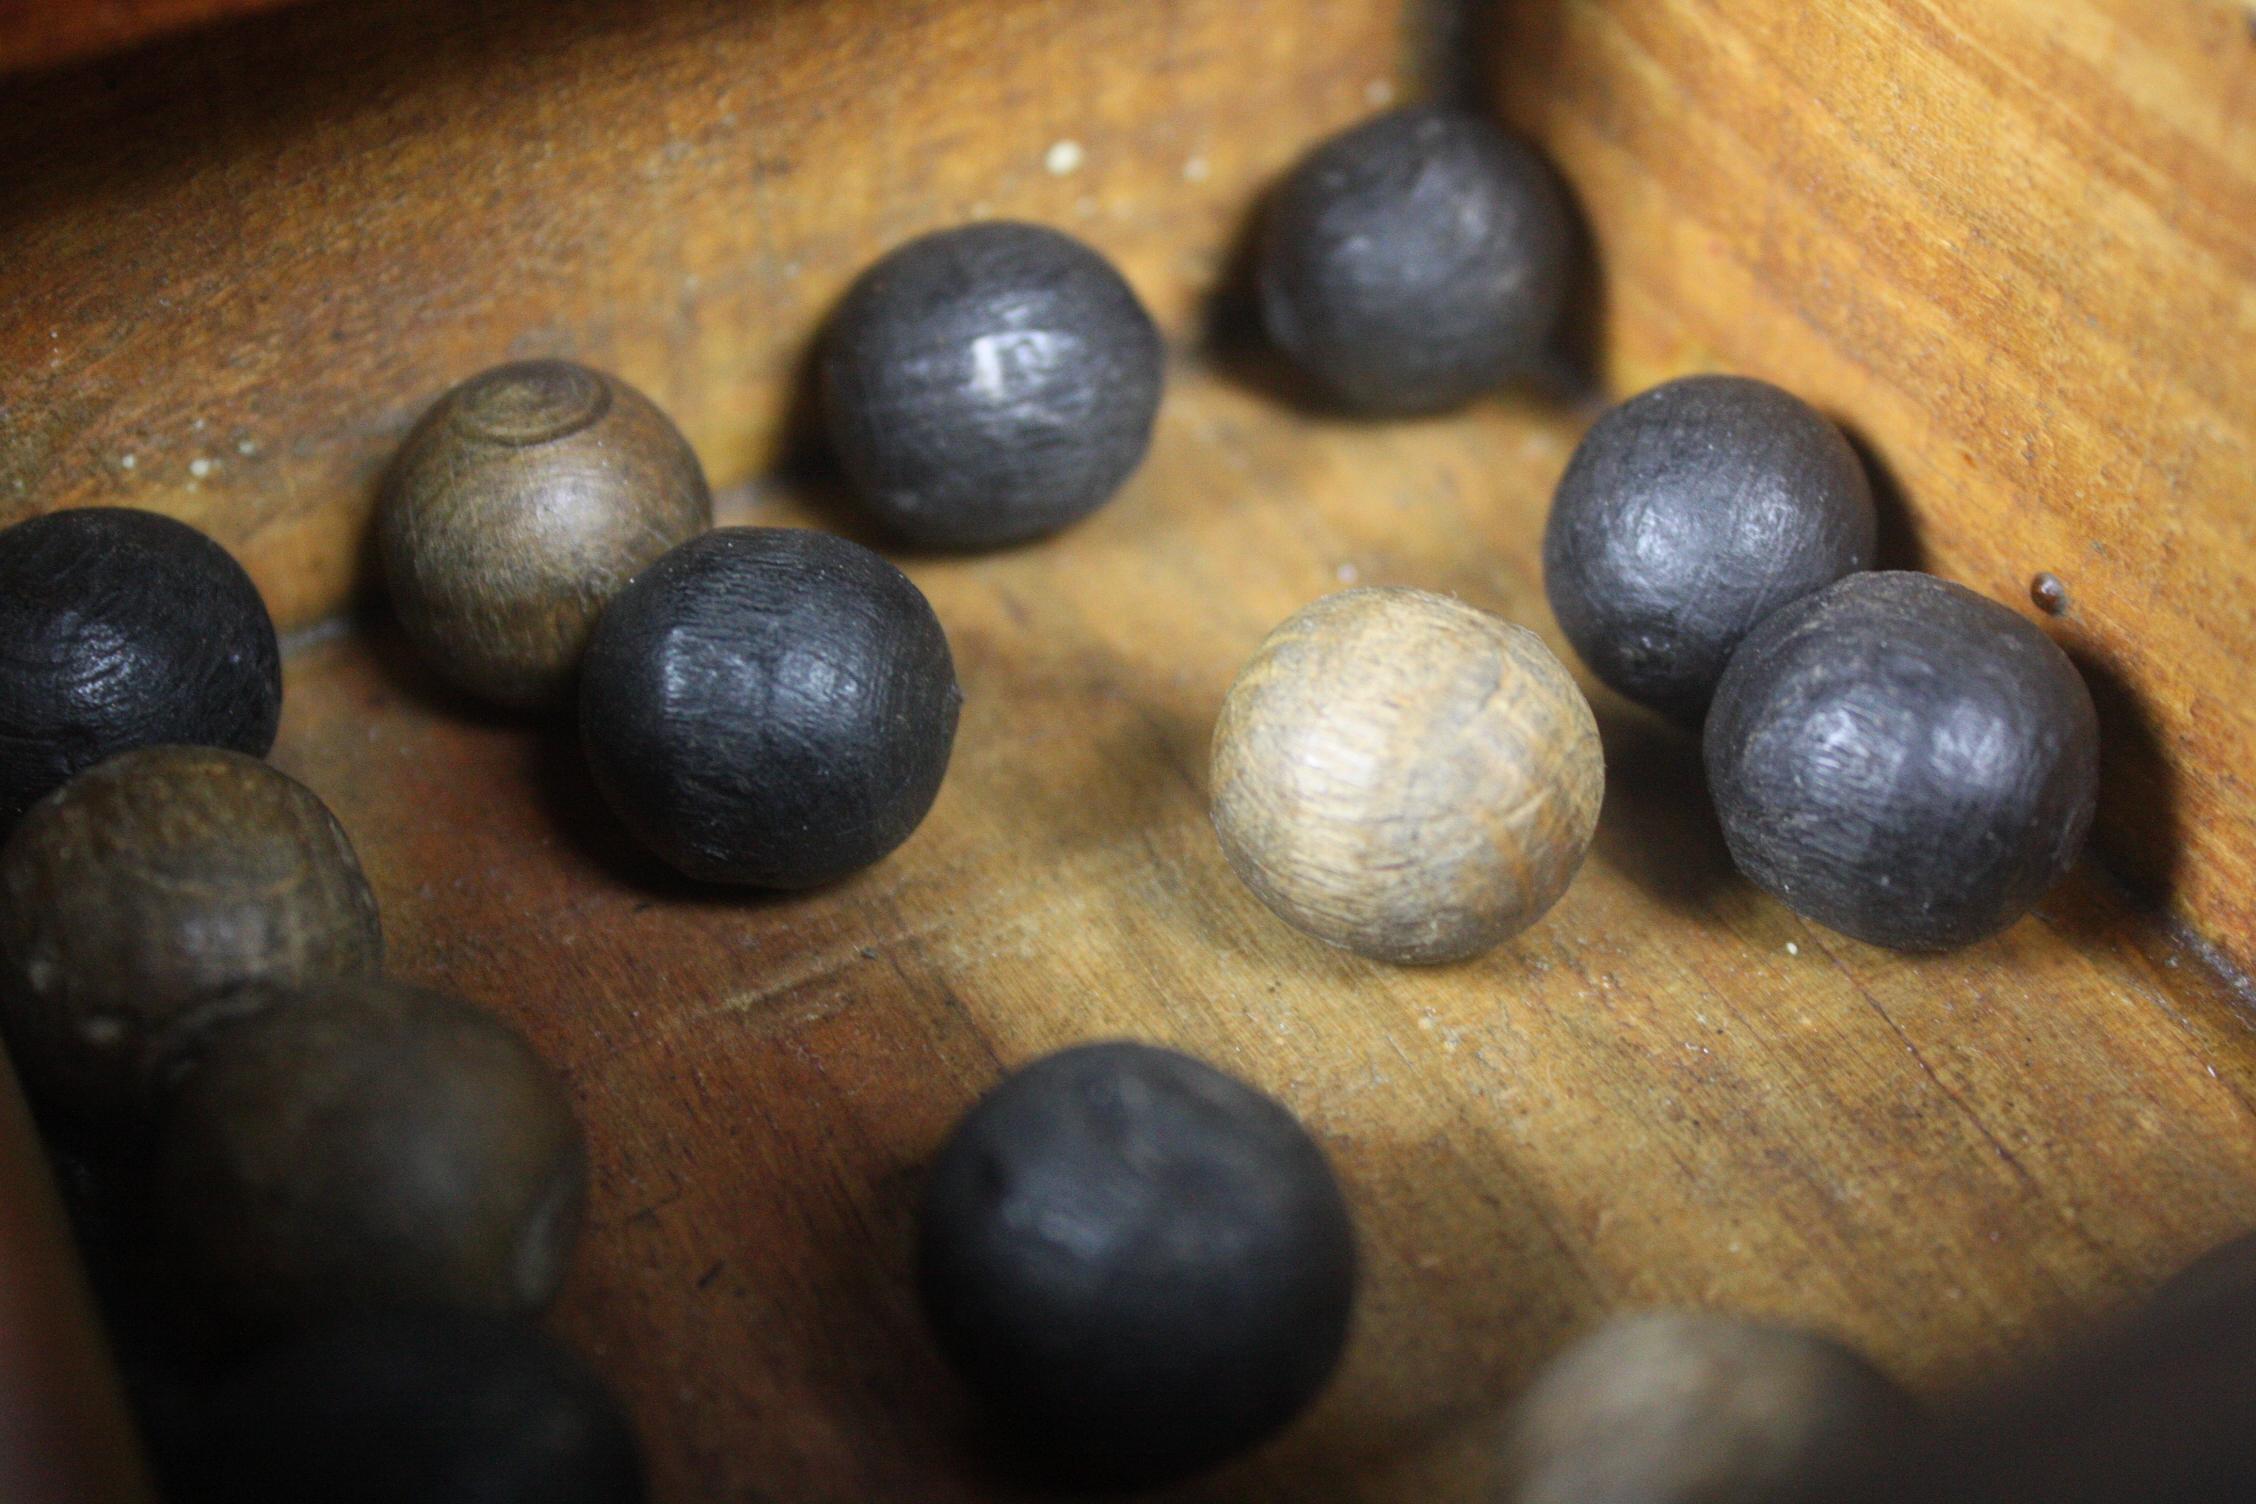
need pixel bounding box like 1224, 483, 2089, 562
821, 221, 1163, 550
155, 978, 586, 1326
1211, 587, 1603, 965
918, 1041, 1356, 1486
380, 359, 712, 709
580, 527, 961, 887
1498, 1311, 1922, 1504
0, 507, 280, 830
1544, 374, 1876, 724
0, 745, 381, 1121
153, 1310, 643, 1504
1705, 571, 2099, 951
1257, 106, 1571, 414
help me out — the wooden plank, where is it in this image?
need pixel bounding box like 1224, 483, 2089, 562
0, 0, 1417, 626
1490, 0, 2256, 968
268, 369, 2256, 1503
0, 0, 304, 75
0, 1050, 153, 1504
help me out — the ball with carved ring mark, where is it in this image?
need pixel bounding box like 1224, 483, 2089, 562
380, 359, 712, 710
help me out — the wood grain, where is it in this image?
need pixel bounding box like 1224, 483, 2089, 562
1490, 0, 2256, 968
0, 0, 1416, 626
265, 369, 2256, 1503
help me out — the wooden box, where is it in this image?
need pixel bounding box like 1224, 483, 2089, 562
2, 1, 2252, 1499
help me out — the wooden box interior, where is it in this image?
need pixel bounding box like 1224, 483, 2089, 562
3, 1, 2254, 1499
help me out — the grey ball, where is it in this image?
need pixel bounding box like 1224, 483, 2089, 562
1257, 106, 1571, 413
1705, 572, 2099, 951
821, 222, 1163, 550
919, 1041, 1357, 1484
1544, 375, 1876, 724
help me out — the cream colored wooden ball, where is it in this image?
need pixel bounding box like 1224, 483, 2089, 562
1210, 587, 1603, 964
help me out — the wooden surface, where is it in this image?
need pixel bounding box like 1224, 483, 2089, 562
0, 0, 303, 75
262, 366, 2256, 1503
1490, 0, 2256, 970
0, 1053, 152, 1504
0, 0, 1416, 627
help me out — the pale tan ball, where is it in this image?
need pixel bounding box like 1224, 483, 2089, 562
1209, 587, 1603, 964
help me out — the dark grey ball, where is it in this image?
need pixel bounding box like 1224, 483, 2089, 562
0, 508, 280, 830
579, 527, 961, 887
1544, 375, 1876, 724
1705, 572, 2099, 951
821, 221, 1163, 550
919, 1041, 1357, 1485
154, 1310, 643, 1504
1257, 106, 1571, 413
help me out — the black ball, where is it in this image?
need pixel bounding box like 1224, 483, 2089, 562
579, 527, 961, 886
1257, 106, 1571, 413
0, 508, 280, 829
821, 221, 1163, 550
153, 1309, 642, 1504
1544, 374, 1876, 723
919, 1041, 1357, 1485
1705, 572, 2099, 951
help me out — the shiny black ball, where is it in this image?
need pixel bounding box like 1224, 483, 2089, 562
579, 528, 961, 886
919, 1041, 1357, 1485
822, 222, 1163, 550
1544, 375, 1876, 724
1705, 572, 2099, 950
0, 508, 280, 829
1258, 106, 1571, 413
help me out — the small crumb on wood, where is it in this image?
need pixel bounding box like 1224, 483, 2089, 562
1784, 941, 1799, 956
119, 454, 136, 470
2030, 571, 2069, 615
188, 457, 214, 479
1045, 139, 1085, 175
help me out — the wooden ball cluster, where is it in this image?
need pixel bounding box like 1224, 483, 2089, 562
1541, 375, 2096, 952
4, 86, 2146, 1502
0, 511, 631, 1496
1211, 587, 1603, 965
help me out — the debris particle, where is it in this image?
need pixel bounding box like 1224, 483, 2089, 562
1045, 139, 1085, 175
188, 457, 214, 479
